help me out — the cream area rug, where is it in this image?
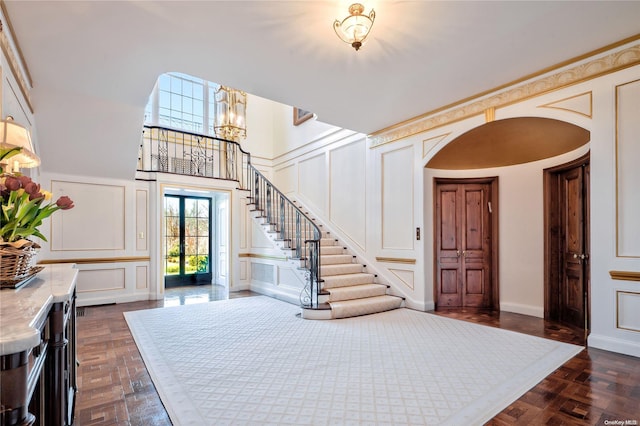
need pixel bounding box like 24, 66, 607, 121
124, 296, 582, 425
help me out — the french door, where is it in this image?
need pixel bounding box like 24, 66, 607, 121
164, 195, 212, 287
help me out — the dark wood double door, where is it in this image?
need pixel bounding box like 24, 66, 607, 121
545, 154, 590, 330
434, 178, 499, 309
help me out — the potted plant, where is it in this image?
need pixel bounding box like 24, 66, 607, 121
0, 148, 74, 284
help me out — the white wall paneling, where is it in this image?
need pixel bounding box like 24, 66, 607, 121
77, 267, 125, 293
136, 265, 148, 290
298, 153, 327, 216
616, 79, 640, 257
388, 268, 415, 290
381, 145, 414, 250
50, 181, 125, 251
135, 189, 148, 251
273, 164, 296, 195
617, 291, 640, 332
329, 139, 366, 249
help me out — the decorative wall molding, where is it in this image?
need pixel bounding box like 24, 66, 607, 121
389, 268, 415, 290
610, 270, 640, 281
239, 253, 287, 261
538, 92, 592, 118
39, 256, 150, 265
422, 133, 450, 159
369, 42, 640, 147
616, 291, 640, 333
376, 257, 416, 264
0, 17, 32, 112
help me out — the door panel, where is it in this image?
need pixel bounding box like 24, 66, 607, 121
435, 180, 494, 309
559, 167, 586, 328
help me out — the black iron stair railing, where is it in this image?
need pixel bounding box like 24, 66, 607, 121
137, 124, 322, 308
247, 165, 322, 308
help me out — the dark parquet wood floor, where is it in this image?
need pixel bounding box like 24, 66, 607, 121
75, 289, 640, 426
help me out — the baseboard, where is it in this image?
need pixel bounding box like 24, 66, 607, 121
500, 302, 544, 318
249, 281, 300, 306
402, 298, 432, 312
588, 333, 640, 358
76, 292, 149, 307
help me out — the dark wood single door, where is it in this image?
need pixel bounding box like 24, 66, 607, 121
435, 180, 495, 308
558, 164, 590, 328
544, 153, 590, 332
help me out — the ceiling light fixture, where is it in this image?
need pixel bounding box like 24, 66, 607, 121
213, 86, 247, 142
333, 3, 375, 51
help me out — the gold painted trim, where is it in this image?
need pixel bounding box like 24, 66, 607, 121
615, 79, 640, 259
485, 108, 496, 123
0, 1, 32, 86
616, 290, 640, 333
376, 257, 416, 264
538, 92, 593, 118
369, 38, 640, 147
39, 256, 150, 265
0, 14, 33, 112
239, 253, 287, 262
422, 133, 450, 159
610, 270, 640, 281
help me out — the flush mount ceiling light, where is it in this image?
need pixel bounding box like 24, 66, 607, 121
333, 3, 375, 51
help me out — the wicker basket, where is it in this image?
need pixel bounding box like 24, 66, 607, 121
0, 241, 40, 282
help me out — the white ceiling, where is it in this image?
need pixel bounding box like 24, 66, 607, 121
4, 1, 640, 179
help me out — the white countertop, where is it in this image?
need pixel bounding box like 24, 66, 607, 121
0, 264, 78, 356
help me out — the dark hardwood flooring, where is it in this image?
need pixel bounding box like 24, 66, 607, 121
75, 290, 640, 426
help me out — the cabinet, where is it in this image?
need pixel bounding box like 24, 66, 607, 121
0, 264, 78, 426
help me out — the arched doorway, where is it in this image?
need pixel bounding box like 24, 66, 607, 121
427, 117, 590, 316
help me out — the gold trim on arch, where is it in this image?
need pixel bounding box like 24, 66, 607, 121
39, 256, 150, 265
369, 37, 640, 147
375, 257, 416, 264
610, 270, 640, 281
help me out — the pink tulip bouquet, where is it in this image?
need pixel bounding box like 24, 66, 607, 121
0, 174, 74, 245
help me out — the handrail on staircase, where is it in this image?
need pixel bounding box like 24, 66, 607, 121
247, 165, 322, 308
138, 124, 321, 308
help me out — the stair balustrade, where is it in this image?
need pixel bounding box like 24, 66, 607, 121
137, 125, 322, 308
247, 166, 322, 308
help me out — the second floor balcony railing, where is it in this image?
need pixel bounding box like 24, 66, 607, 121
138, 125, 251, 189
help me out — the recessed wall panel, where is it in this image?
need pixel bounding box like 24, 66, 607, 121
77, 268, 125, 293
616, 80, 640, 257
330, 139, 366, 248
617, 291, 640, 332
51, 181, 125, 251
382, 146, 414, 249
299, 153, 326, 215
136, 265, 148, 289
136, 189, 148, 251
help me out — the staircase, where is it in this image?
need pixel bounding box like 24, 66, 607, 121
138, 125, 403, 319
245, 166, 403, 320
306, 231, 404, 319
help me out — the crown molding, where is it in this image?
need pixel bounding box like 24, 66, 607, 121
369, 36, 640, 148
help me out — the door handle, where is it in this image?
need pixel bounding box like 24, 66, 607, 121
456, 250, 460, 257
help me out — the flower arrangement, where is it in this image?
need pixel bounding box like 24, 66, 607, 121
0, 173, 74, 245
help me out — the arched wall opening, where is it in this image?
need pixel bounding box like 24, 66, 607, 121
423, 117, 590, 319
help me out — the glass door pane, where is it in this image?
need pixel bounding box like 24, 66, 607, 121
164, 194, 212, 287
